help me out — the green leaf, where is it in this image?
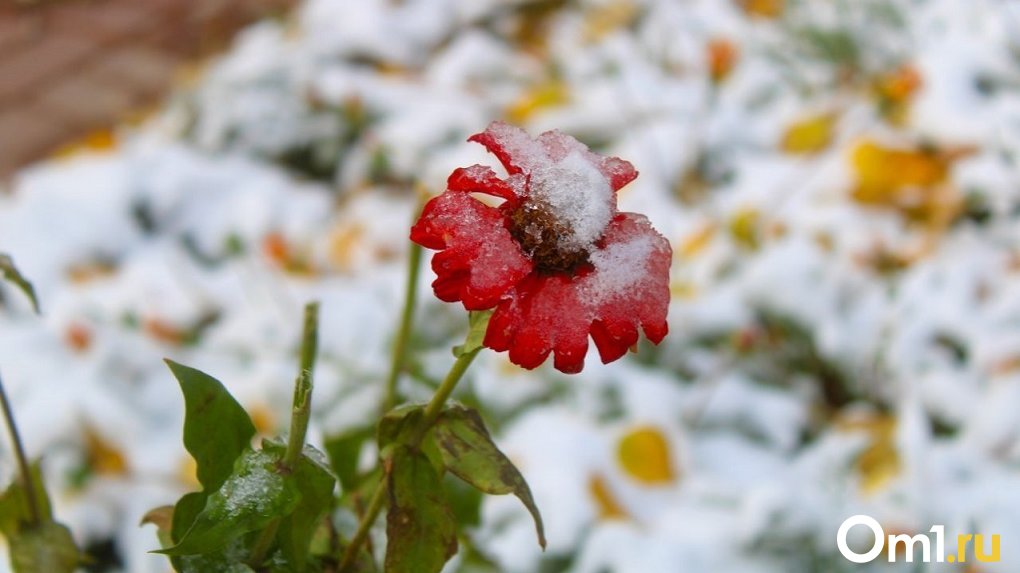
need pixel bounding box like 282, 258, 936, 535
159, 448, 300, 556
452, 310, 493, 358
170, 492, 207, 545
434, 405, 546, 549
8, 522, 79, 573
377, 405, 443, 472
0, 253, 40, 314
377, 405, 425, 453
174, 538, 256, 573
383, 445, 458, 573
271, 443, 337, 571
325, 426, 374, 492
165, 360, 257, 493
1, 464, 80, 573
443, 474, 483, 528
0, 463, 53, 536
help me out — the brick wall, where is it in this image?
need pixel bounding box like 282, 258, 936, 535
0, 0, 297, 177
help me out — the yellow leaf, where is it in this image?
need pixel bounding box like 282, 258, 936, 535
728, 207, 761, 250
781, 113, 837, 155
850, 140, 972, 231
84, 425, 129, 477
851, 141, 948, 205
670, 281, 698, 300
678, 223, 717, 259
836, 413, 900, 495
52, 129, 118, 159
616, 426, 677, 485
505, 81, 570, 124
328, 223, 365, 272
66, 260, 117, 283
511, 0, 569, 55
588, 473, 629, 520
583, 0, 639, 43
740, 0, 785, 19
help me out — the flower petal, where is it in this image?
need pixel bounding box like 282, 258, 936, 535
467, 121, 548, 175
481, 213, 670, 372
410, 191, 533, 309
447, 165, 521, 200
537, 130, 639, 192
485, 274, 592, 373
585, 213, 672, 357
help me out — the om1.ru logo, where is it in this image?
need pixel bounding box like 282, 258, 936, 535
837, 515, 1000, 564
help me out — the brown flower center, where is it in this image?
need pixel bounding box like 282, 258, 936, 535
508, 201, 592, 273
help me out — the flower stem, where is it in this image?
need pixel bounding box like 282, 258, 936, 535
0, 371, 42, 527
338, 347, 481, 572
250, 301, 320, 566
382, 231, 424, 414
413, 347, 480, 443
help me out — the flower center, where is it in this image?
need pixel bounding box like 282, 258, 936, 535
508, 201, 593, 273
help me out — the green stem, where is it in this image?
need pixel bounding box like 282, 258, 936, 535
338, 347, 481, 572
337, 479, 387, 572
413, 347, 479, 443
0, 371, 42, 527
382, 236, 423, 413
286, 301, 320, 468
250, 301, 320, 566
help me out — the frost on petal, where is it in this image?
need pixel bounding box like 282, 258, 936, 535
537, 130, 638, 192
482, 213, 671, 373
468, 121, 549, 175
528, 151, 615, 252
484, 274, 592, 374
410, 191, 532, 309
447, 165, 521, 200
583, 213, 672, 361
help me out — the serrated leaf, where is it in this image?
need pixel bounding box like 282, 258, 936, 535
159, 448, 300, 556
9, 522, 79, 573
0, 253, 40, 314
383, 445, 458, 573
165, 360, 257, 493
452, 310, 492, 358
269, 443, 337, 571
434, 405, 546, 548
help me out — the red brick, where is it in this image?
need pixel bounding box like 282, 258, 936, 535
45, 0, 159, 47
0, 35, 97, 105
135, 0, 190, 20
36, 72, 135, 131
89, 47, 177, 102
0, 12, 44, 55
0, 104, 74, 174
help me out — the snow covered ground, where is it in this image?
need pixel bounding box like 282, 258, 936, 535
4, 0, 1020, 571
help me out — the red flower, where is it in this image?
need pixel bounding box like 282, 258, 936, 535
410, 121, 672, 374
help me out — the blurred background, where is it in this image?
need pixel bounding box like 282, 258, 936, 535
3, 0, 1020, 572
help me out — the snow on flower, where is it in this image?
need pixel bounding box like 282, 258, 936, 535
411, 121, 672, 373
